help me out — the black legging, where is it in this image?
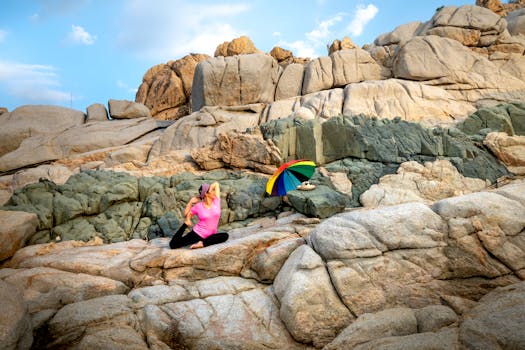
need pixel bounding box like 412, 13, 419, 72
169, 223, 229, 249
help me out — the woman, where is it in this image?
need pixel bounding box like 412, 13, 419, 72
169, 181, 229, 249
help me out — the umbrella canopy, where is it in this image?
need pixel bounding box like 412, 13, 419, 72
266, 159, 316, 196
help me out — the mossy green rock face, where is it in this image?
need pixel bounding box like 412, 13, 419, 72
2, 169, 277, 244
458, 102, 525, 136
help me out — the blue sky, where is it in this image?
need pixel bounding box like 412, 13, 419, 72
0, 0, 473, 113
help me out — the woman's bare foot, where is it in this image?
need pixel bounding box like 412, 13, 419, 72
190, 241, 204, 249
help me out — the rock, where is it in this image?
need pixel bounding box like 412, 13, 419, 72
393, 36, 525, 104
108, 99, 151, 119
350, 328, 460, 350
0, 105, 85, 158
302, 48, 383, 95
432, 191, 525, 278
275, 63, 304, 100
0, 280, 33, 350
507, 8, 525, 35
191, 54, 282, 111
0, 210, 38, 261
477, 0, 507, 16
328, 36, 357, 55
374, 21, 424, 46
190, 128, 282, 173
484, 132, 525, 174
0, 118, 159, 173
214, 35, 261, 57
269, 46, 293, 62
152, 105, 262, 153
414, 305, 458, 332
3, 266, 129, 314
86, 103, 109, 121
343, 79, 476, 124
0, 107, 7, 115
360, 160, 488, 207
459, 281, 525, 349
493, 179, 525, 206
324, 308, 417, 350
273, 245, 353, 347
286, 185, 348, 218
44, 294, 147, 349
310, 202, 446, 261
135, 54, 210, 120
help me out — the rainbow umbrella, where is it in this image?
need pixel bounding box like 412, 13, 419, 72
266, 159, 316, 196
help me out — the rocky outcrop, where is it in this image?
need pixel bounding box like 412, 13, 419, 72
214, 35, 262, 57
328, 36, 357, 55
0, 117, 160, 173
192, 54, 282, 111
135, 53, 210, 120
477, 0, 525, 17
0, 105, 85, 158
86, 103, 108, 121
0, 210, 38, 261
1, 182, 524, 349
392, 35, 525, 104
484, 131, 525, 174
108, 99, 151, 119
360, 160, 489, 207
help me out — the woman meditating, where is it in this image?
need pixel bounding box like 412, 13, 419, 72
169, 181, 229, 249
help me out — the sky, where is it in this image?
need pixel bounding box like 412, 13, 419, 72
0, 0, 474, 113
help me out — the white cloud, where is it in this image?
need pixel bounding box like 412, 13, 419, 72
66, 25, 96, 45
116, 80, 138, 94
117, 0, 249, 60
278, 14, 343, 58
306, 15, 343, 42
277, 40, 316, 58
347, 4, 378, 37
0, 30, 7, 43
272, 31, 281, 37
0, 60, 71, 104
29, 13, 40, 21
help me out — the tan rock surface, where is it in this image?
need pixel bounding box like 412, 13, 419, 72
214, 35, 261, 57
393, 36, 525, 104
135, 54, 210, 120
192, 54, 281, 111
484, 131, 525, 174
0, 118, 159, 173
0, 210, 38, 261
0, 280, 32, 350
343, 79, 476, 125
360, 160, 489, 207
0, 105, 85, 158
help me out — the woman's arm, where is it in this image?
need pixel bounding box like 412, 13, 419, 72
184, 196, 199, 225
209, 181, 220, 199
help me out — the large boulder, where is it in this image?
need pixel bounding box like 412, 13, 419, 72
108, 99, 151, 119
302, 48, 384, 95
392, 35, 525, 104
360, 160, 489, 207
135, 53, 210, 120
191, 54, 282, 111
459, 281, 525, 349
507, 8, 525, 35
342, 79, 476, 124
0, 118, 159, 173
273, 245, 353, 347
214, 35, 262, 57
426, 5, 507, 46
0, 105, 85, 158
0, 210, 38, 261
0, 280, 33, 350
484, 132, 525, 174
